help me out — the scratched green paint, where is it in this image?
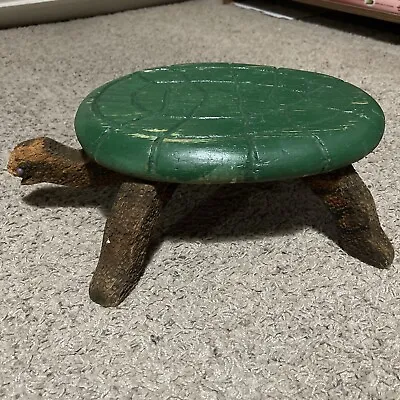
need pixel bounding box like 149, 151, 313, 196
74, 63, 385, 184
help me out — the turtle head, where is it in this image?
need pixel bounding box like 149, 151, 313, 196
7, 137, 52, 185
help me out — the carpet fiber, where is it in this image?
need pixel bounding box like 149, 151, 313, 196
1, 1, 399, 398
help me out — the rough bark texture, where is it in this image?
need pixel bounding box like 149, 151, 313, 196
304, 165, 394, 268
7, 137, 130, 187
8, 137, 395, 307
89, 182, 176, 307
8, 137, 176, 307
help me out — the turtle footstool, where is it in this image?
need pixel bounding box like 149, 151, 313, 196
7, 63, 394, 307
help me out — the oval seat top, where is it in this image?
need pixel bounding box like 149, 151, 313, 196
75, 63, 385, 184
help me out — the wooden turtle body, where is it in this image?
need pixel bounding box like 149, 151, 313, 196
75, 63, 384, 184
7, 63, 394, 307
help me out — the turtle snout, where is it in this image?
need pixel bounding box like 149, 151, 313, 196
7, 159, 34, 184
14, 166, 34, 184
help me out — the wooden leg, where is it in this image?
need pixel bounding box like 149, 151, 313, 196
89, 181, 176, 307
303, 165, 394, 268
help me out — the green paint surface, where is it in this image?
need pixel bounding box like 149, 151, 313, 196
75, 63, 385, 183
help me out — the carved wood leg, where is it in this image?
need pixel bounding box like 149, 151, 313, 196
303, 165, 394, 268
8, 137, 176, 306
89, 181, 177, 307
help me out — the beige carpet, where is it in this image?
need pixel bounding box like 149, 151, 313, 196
1, 1, 399, 398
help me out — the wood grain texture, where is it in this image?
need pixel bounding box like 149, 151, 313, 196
89, 181, 176, 307
304, 165, 394, 268
7, 137, 131, 187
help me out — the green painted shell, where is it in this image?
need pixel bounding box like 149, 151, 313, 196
74, 63, 385, 184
